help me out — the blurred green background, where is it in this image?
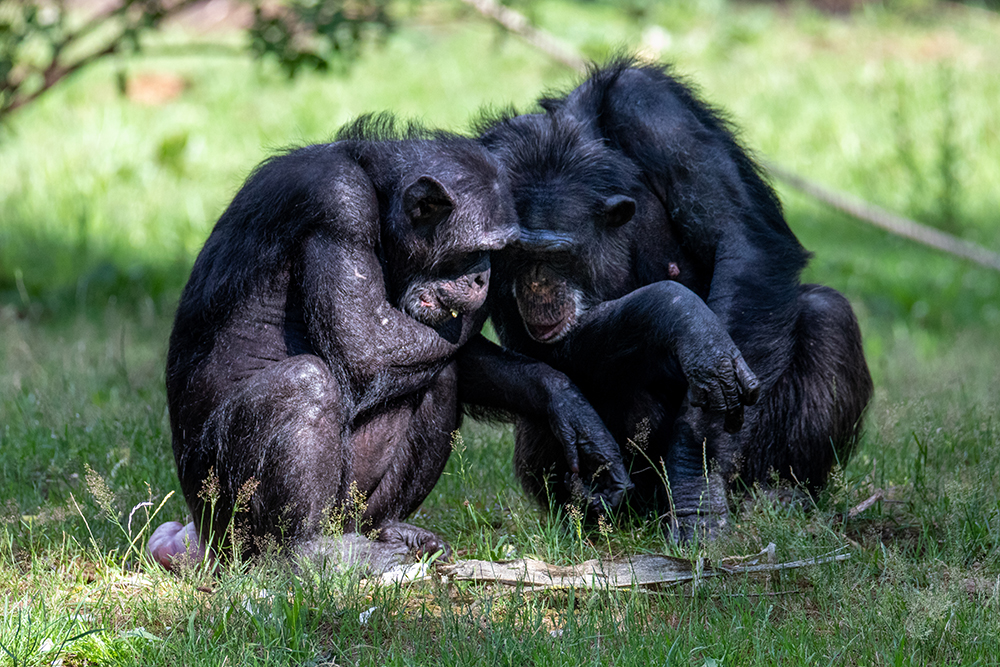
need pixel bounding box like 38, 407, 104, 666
3, 0, 1000, 525
3, 0, 999, 340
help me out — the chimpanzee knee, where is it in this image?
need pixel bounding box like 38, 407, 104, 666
181, 355, 348, 554
359, 363, 460, 524
739, 284, 872, 491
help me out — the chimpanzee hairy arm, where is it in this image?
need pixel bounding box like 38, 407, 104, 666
295, 157, 467, 407
559, 281, 759, 433
457, 335, 633, 509
560, 63, 811, 379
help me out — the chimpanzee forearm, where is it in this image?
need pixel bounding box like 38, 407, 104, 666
564, 281, 759, 432
300, 230, 463, 404
703, 230, 805, 380
456, 335, 632, 509
458, 335, 566, 416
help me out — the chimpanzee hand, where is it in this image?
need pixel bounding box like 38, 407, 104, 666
674, 307, 760, 434
544, 375, 634, 511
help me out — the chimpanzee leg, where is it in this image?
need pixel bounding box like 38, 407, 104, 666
657, 404, 730, 541
180, 354, 350, 556
657, 286, 870, 537
739, 284, 873, 491
350, 363, 460, 557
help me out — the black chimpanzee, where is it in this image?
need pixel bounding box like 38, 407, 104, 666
477, 59, 874, 538
148, 115, 631, 570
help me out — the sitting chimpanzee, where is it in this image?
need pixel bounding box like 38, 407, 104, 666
148, 115, 631, 571
477, 59, 874, 538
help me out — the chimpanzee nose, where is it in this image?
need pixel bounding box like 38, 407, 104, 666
438, 267, 491, 314
465, 268, 490, 306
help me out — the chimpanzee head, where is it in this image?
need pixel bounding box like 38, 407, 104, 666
375, 137, 519, 333
480, 114, 641, 344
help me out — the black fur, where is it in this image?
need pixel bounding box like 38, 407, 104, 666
154, 113, 634, 571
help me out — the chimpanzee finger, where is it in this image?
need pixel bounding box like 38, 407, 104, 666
602, 472, 633, 508
719, 368, 745, 434
559, 432, 581, 476
589, 462, 633, 510
569, 419, 630, 485
549, 402, 594, 476
720, 364, 742, 409
734, 354, 760, 405
588, 490, 614, 515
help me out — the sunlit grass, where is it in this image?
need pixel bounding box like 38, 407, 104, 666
2, 302, 999, 663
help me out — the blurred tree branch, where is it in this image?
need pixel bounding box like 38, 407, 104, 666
0, 0, 392, 120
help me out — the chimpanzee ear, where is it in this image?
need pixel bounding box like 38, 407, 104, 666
403, 176, 454, 227
603, 194, 636, 228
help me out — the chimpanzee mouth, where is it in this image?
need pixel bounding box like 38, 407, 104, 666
404, 299, 465, 343
410, 303, 468, 336
523, 317, 572, 343
514, 265, 578, 344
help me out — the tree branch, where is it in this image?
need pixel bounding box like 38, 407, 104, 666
5, 41, 119, 114
457, 0, 585, 72
4, 0, 206, 115
767, 163, 1000, 274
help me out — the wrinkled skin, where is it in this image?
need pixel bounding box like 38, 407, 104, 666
150, 116, 629, 572
479, 59, 873, 539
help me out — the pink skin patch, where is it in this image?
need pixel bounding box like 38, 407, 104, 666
148, 521, 213, 571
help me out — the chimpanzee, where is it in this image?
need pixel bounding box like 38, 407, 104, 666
148, 115, 631, 571
477, 59, 874, 538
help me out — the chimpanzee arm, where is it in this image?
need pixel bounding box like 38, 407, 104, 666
298, 160, 460, 404
564, 281, 759, 433
565, 64, 810, 372
456, 335, 633, 509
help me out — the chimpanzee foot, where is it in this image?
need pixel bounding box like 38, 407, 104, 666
665, 510, 728, 544
148, 521, 213, 571
374, 520, 452, 560
301, 533, 408, 574
300, 523, 450, 575
663, 471, 730, 544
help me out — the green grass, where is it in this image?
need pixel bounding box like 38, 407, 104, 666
2, 1, 1000, 664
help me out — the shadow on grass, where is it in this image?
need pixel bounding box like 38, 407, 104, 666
0, 227, 191, 324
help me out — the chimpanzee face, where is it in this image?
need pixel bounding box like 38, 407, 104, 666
481, 115, 641, 344
502, 183, 636, 344
387, 169, 518, 331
